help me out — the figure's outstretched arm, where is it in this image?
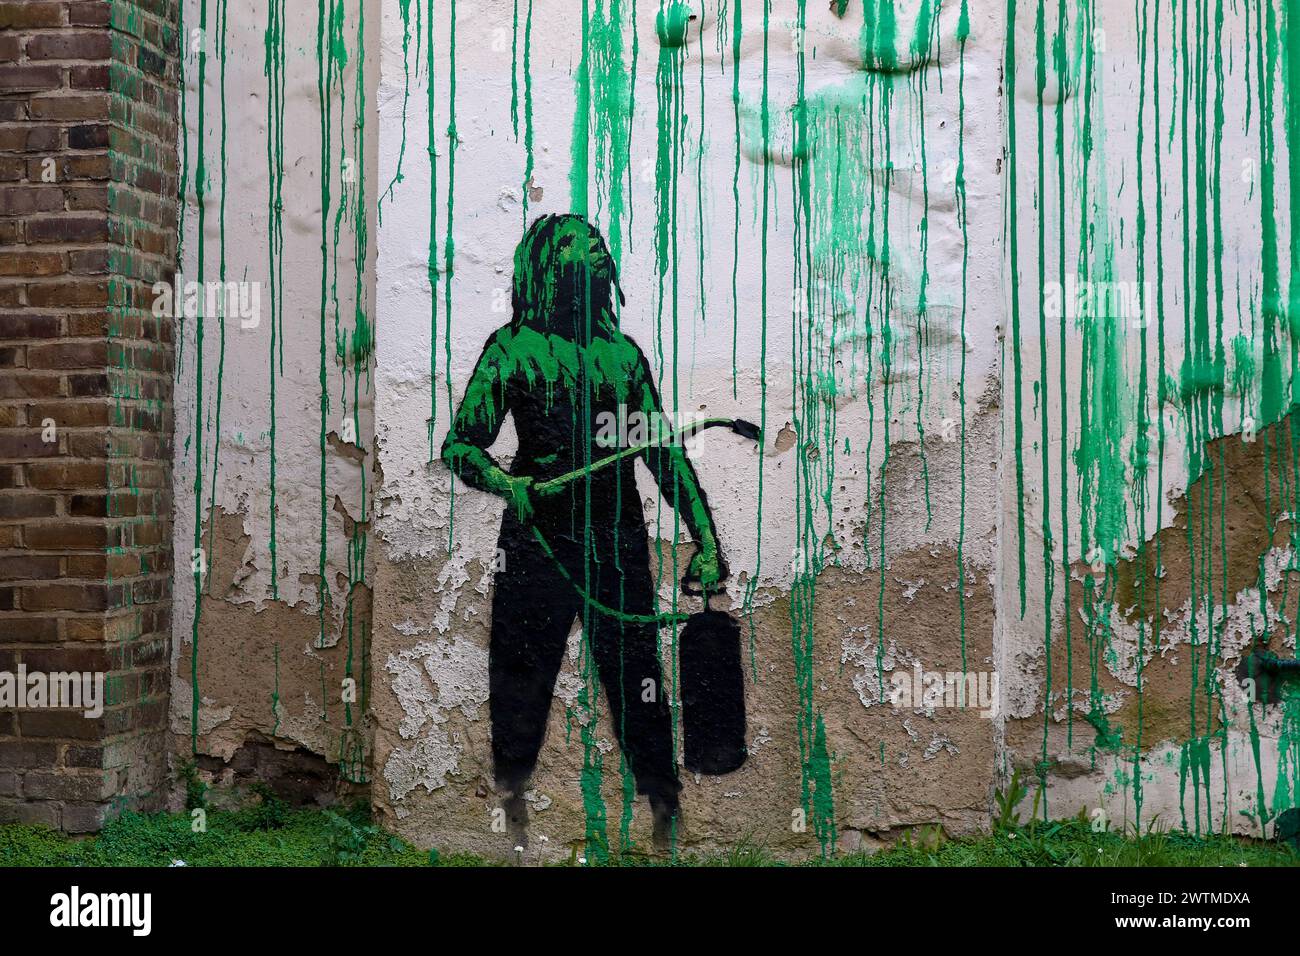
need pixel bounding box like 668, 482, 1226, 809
634, 354, 727, 590
441, 335, 533, 519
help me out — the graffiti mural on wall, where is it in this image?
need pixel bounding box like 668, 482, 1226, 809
377, 0, 988, 860
442, 214, 749, 847
168, 0, 1300, 860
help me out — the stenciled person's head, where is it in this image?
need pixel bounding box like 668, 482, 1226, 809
511, 213, 623, 345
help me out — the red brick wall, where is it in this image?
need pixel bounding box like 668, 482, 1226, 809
0, 0, 178, 832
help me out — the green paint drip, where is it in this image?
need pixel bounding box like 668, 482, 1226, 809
521, 0, 535, 224
730, 0, 742, 400
511, 0, 520, 138
175, 0, 190, 380
381, 0, 415, 215
1033, 0, 1054, 811
189, 0, 210, 755
956, 0, 970, 674
264, 0, 287, 600
1130, 0, 1151, 825
1004, 0, 1028, 618
1053, 0, 1074, 756
570, 0, 593, 216
786, 0, 851, 855
205, 0, 228, 626
1285, 0, 1300, 415
316, 0, 349, 650
342, 0, 372, 756
579, 1, 633, 264
910, 1, 935, 531
1274, 686, 1300, 817
739, 0, 770, 685
271, 643, 281, 735
426, 0, 440, 460
655, 2, 691, 47
444, 0, 458, 545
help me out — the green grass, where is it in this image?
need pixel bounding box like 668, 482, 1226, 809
0, 803, 480, 868
1, 807, 1296, 867
823, 819, 1299, 867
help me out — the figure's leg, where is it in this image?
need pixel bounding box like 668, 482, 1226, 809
488, 523, 579, 803
588, 559, 682, 846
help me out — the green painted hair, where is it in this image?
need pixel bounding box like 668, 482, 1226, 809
511, 214, 623, 343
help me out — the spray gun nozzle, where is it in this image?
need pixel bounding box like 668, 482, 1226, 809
729, 419, 761, 443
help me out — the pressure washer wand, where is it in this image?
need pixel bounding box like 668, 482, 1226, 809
531, 417, 761, 496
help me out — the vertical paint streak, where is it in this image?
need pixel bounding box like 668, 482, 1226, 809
741, 0, 770, 688
382, 0, 415, 213
205, 0, 229, 624
176, 0, 190, 380
264, 0, 287, 600
1052, 0, 1072, 754
1004, 0, 1029, 616
867, 0, 899, 720
341, 0, 372, 782
522, 0, 535, 225
585, 1, 633, 263
271, 643, 281, 735
1130, 0, 1150, 826
427, 0, 440, 460
1257, 1, 1283, 424
956, 0, 970, 675
444, 0, 458, 543
571, 0, 593, 216
1150, 0, 1169, 831
189, 0, 210, 754
1033, 0, 1054, 803
730, 0, 742, 398
316, 0, 344, 650
911, 0, 935, 530
511, 0, 520, 138
1286, 0, 1300, 411
790, 0, 837, 855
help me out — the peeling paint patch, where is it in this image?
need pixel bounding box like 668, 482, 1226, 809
384, 634, 489, 800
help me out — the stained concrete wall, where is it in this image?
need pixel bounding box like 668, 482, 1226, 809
170, 0, 379, 787
169, 0, 1300, 860
999, 1, 1298, 836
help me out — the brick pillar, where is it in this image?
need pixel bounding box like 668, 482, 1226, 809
0, 0, 178, 832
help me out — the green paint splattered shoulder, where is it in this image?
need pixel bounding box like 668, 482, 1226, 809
482, 322, 645, 403
587, 330, 648, 401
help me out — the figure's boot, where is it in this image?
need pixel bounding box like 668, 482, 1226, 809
503, 791, 529, 853
649, 794, 681, 852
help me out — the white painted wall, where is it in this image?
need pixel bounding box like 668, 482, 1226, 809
170, 0, 1300, 854
172, 0, 378, 761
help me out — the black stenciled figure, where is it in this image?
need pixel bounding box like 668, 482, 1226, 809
442, 214, 727, 846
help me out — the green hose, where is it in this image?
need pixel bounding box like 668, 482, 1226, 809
523, 416, 758, 625
530, 526, 688, 626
